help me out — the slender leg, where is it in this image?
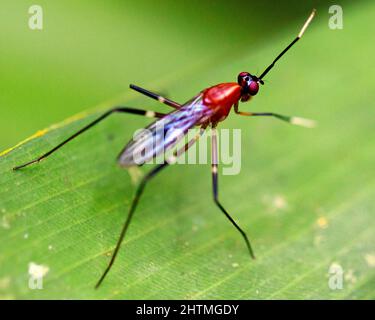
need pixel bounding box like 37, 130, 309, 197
171, 126, 206, 160
95, 128, 205, 288
211, 127, 255, 259
95, 161, 168, 289
130, 84, 181, 109
234, 103, 315, 128
13, 107, 166, 171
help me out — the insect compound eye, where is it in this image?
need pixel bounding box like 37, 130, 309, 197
237, 72, 251, 86
248, 81, 259, 96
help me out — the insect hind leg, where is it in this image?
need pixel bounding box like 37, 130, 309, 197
95, 161, 168, 289
211, 127, 255, 259
96, 127, 206, 288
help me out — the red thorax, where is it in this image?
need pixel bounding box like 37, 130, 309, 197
202, 83, 242, 124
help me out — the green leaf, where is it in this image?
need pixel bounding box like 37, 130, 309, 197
1, 2, 375, 299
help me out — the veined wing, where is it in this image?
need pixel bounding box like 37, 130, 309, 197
118, 94, 214, 167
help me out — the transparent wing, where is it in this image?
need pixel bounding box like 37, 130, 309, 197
118, 94, 213, 167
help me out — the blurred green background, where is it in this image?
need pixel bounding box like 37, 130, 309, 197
1, 0, 374, 299
1, 0, 335, 150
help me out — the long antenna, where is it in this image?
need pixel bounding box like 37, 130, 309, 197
258, 9, 316, 82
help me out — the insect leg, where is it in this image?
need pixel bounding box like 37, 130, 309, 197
210, 127, 255, 259
234, 103, 315, 128
96, 128, 205, 288
95, 161, 168, 289
13, 107, 166, 171
130, 84, 181, 109
172, 126, 206, 159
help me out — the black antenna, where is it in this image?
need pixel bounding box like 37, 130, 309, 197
258, 9, 316, 82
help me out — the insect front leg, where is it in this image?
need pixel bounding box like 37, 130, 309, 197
13, 107, 166, 171
211, 127, 255, 259
130, 84, 181, 109
234, 103, 315, 128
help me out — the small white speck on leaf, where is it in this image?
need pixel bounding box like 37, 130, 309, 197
0, 277, 11, 289
316, 217, 329, 229
273, 195, 287, 209
232, 262, 239, 268
24, 233, 29, 239
1, 216, 10, 229
364, 253, 375, 267
262, 194, 288, 212
48, 245, 53, 250
28, 262, 49, 279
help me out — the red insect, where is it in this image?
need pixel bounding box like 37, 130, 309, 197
14, 10, 316, 288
